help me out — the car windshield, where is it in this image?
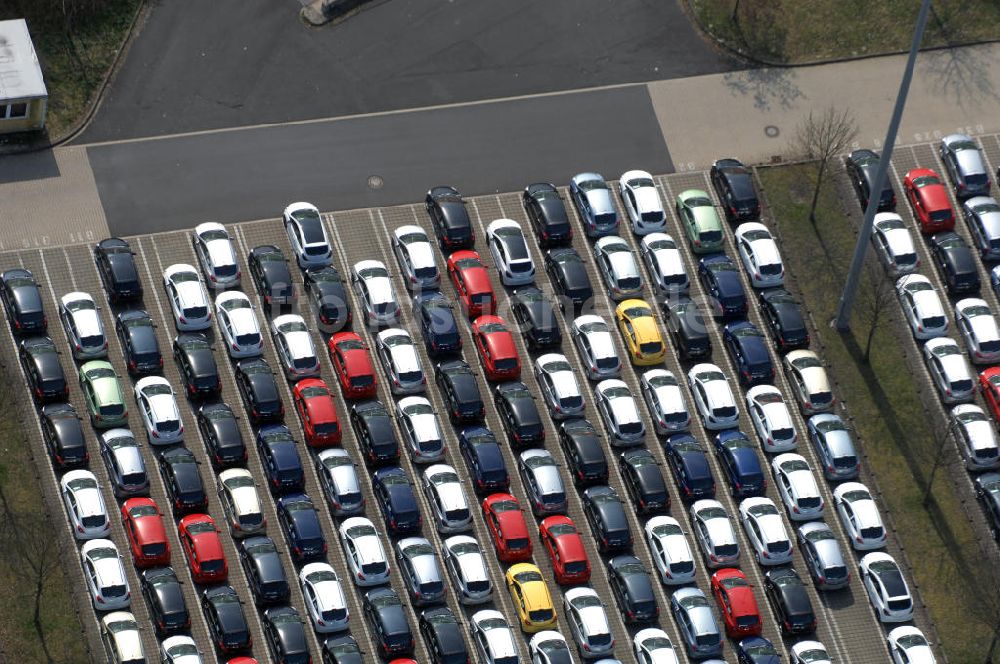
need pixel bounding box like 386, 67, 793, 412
358, 266, 388, 280
792, 355, 823, 369
65, 298, 96, 313
730, 326, 762, 338
514, 569, 544, 584
167, 643, 199, 657
106, 618, 137, 634
524, 454, 556, 470
220, 297, 251, 312
957, 410, 989, 424
964, 304, 993, 318
142, 383, 172, 398
695, 370, 725, 382
179, 337, 210, 351
68, 477, 99, 492
913, 175, 941, 187
624, 306, 651, 319
88, 546, 118, 560
478, 322, 507, 335
932, 342, 961, 357
680, 594, 710, 610
87, 367, 116, 381
652, 522, 683, 538
747, 503, 779, 518
781, 458, 810, 473
746, 642, 779, 656
580, 322, 609, 336
449, 541, 480, 556
346, 524, 376, 538
502, 386, 532, 400
430, 470, 460, 485
628, 452, 656, 467
698, 506, 727, 520
742, 229, 771, 242
185, 520, 215, 535
648, 374, 677, 389
686, 196, 713, 207
706, 260, 736, 273
602, 386, 630, 400
403, 542, 434, 559
278, 319, 309, 334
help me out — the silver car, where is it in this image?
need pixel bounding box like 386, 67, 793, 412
594, 236, 643, 301
571, 173, 619, 237
422, 465, 471, 533
572, 315, 622, 380
922, 337, 974, 404
395, 537, 446, 606
518, 448, 567, 516
563, 586, 614, 659
392, 224, 440, 291
534, 353, 585, 419
396, 396, 445, 463
797, 522, 850, 590
940, 133, 991, 198
669, 587, 723, 659
443, 535, 492, 604
100, 429, 148, 499
962, 196, 1000, 260
806, 413, 860, 480
315, 449, 364, 516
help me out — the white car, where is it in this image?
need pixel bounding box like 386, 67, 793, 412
81, 539, 130, 610
316, 448, 364, 516
160, 635, 202, 664
215, 291, 262, 358
443, 535, 492, 605
872, 213, 919, 276
487, 218, 535, 286
535, 353, 585, 419
950, 403, 1000, 470
376, 327, 425, 395
563, 586, 614, 658
896, 274, 948, 340
922, 337, 974, 403
955, 298, 1000, 364
887, 626, 937, 664
530, 631, 575, 663
772, 453, 825, 521
640, 369, 690, 434
783, 350, 834, 415
192, 222, 240, 289
687, 363, 739, 430
745, 384, 797, 452
338, 517, 390, 586
640, 232, 689, 294
690, 499, 740, 568
594, 235, 643, 301
595, 379, 645, 445
284, 202, 332, 268
61, 469, 110, 540
859, 551, 914, 623
963, 196, 1000, 261
396, 396, 445, 463
423, 464, 471, 533
351, 259, 400, 324
791, 640, 832, 664
163, 264, 211, 331
619, 170, 666, 235
572, 314, 622, 380
218, 468, 266, 537
735, 222, 784, 288
833, 482, 887, 551
299, 562, 349, 633
738, 497, 793, 565
392, 224, 440, 291
471, 610, 518, 664
100, 612, 144, 664
644, 516, 696, 585
59, 291, 107, 359
271, 314, 320, 378
633, 628, 680, 664
134, 376, 183, 444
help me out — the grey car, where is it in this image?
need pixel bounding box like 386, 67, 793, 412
962, 196, 1000, 260
940, 134, 991, 198
100, 429, 148, 498
594, 236, 643, 301
670, 586, 723, 659
395, 537, 446, 606
315, 449, 365, 516
797, 522, 850, 590
518, 449, 567, 516
806, 413, 859, 480
571, 173, 619, 238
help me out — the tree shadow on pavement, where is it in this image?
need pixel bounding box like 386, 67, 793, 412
922, 43, 999, 110
723, 67, 806, 112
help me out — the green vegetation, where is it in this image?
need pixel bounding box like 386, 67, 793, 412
689, 0, 1000, 64
757, 163, 990, 663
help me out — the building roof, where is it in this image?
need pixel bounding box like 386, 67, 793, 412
0, 19, 47, 101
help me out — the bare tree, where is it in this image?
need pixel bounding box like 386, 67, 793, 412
793, 106, 858, 225
856, 259, 895, 363
922, 415, 954, 509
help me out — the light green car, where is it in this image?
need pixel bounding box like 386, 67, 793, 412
676, 189, 724, 254
79, 360, 128, 428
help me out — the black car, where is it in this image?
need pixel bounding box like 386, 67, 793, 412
545, 247, 593, 313
94, 237, 143, 302
510, 285, 562, 349
236, 357, 284, 423
975, 472, 1000, 541
426, 186, 475, 249
363, 587, 415, 658
763, 567, 816, 635
494, 381, 544, 447
413, 291, 462, 356
158, 446, 208, 514
523, 182, 573, 246
19, 335, 67, 403
757, 288, 809, 350
559, 419, 608, 486
663, 297, 712, 360
723, 321, 774, 386
140, 567, 189, 636
263, 605, 311, 664
277, 493, 326, 562
350, 399, 399, 465
582, 485, 632, 553
173, 333, 221, 398
710, 158, 761, 223
619, 448, 669, 514
929, 231, 981, 295
664, 433, 716, 501
238, 536, 291, 605
249, 245, 296, 306
257, 424, 305, 493
372, 466, 423, 535
607, 555, 659, 624
713, 430, 766, 499
305, 265, 351, 330
844, 149, 896, 212
115, 310, 162, 375
40, 403, 88, 467
458, 425, 509, 494
322, 634, 363, 664
0, 268, 45, 333
698, 254, 747, 320
435, 359, 484, 424
197, 402, 247, 468
419, 606, 468, 664
203, 585, 252, 654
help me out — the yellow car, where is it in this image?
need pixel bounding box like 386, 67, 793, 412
615, 299, 666, 365
505, 563, 557, 633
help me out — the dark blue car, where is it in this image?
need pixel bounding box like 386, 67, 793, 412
663, 433, 715, 501
713, 430, 766, 499
698, 254, 747, 320
458, 426, 509, 494
257, 425, 305, 494
736, 636, 781, 664
372, 467, 423, 536
723, 321, 774, 386
413, 291, 462, 356
276, 493, 326, 562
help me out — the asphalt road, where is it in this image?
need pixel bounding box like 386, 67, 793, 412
75, 0, 736, 143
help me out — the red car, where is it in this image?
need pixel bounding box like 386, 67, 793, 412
904, 168, 955, 233
447, 250, 495, 318
482, 493, 532, 563
178, 514, 228, 584
389, 659, 418, 664
292, 378, 342, 447
539, 515, 591, 584
226, 659, 258, 664
980, 367, 1000, 421
121, 497, 170, 567
711, 568, 762, 638
328, 332, 378, 399
472, 315, 520, 381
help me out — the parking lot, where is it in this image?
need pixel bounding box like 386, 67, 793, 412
0, 161, 940, 662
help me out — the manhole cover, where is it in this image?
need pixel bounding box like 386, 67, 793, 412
764, 125, 780, 138
367, 174, 384, 190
